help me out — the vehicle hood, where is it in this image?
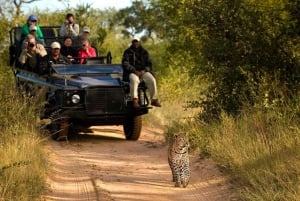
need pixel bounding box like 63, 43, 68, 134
54, 75, 122, 88
51, 64, 123, 88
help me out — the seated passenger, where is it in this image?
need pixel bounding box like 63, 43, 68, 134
18, 34, 47, 72
21, 25, 45, 49
20, 14, 44, 44
77, 39, 96, 64
73, 26, 91, 47
48, 42, 71, 65
59, 13, 79, 38
80, 26, 91, 40
29, 25, 45, 46
60, 36, 77, 63
122, 37, 161, 108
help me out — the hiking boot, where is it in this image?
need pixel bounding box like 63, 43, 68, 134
132, 98, 140, 108
151, 99, 161, 107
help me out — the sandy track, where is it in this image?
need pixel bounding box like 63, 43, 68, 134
42, 125, 237, 201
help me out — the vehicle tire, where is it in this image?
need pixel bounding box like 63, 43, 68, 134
49, 111, 69, 141
124, 115, 142, 140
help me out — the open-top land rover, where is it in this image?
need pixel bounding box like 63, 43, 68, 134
9, 26, 151, 140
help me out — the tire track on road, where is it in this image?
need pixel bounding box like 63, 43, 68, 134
42, 125, 236, 201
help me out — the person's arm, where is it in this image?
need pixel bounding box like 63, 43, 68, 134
144, 49, 152, 72
36, 26, 44, 40
66, 24, 79, 37
72, 24, 80, 37
63, 56, 72, 64
90, 47, 97, 57
18, 49, 28, 64
36, 44, 47, 57
59, 24, 66, 37
122, 50, 135, 73
78, 49, 84, 64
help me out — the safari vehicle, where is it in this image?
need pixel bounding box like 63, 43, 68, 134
9, 26, 151, 140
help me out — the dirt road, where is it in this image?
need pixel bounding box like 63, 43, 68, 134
42, 125, 237, 201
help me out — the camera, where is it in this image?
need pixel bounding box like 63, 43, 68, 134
29, 43, 35, 48
68, 20, 72, 24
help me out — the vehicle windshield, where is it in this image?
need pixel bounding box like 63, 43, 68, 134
52, 64, 123, 75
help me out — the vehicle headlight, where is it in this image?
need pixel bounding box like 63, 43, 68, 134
71, 94, 80, 104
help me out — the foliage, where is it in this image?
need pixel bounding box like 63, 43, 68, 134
114, 0, 300, 121
110, 1, 157, 39
0, 64, 47, 200
152, 0, 300, 121
2, 1, 300, 200
0, 0, 43, 19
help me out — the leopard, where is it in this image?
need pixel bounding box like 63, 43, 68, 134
168, 132, 190, 188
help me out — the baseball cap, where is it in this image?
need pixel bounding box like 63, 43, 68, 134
28, 14, 37, 22
132, 36, 140, 42
82, 26, 90, 33
51, 42, 61, 49
29, 25, 37, 31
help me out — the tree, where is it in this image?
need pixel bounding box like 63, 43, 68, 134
111, 1, 165, 40
0, 0, 42, 19
113, 0, 300, 121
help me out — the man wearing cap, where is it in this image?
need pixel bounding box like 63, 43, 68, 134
21, 14, 44, 43
122, 37, 162, 108
48, 42, 71, 65
81, 26, 91, 40
19, 34, 47, 73
73, 26, 91, 47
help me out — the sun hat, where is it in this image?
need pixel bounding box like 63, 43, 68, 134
132, 36, 140, 42
82, 26, 90, 33
51, 42, 61, 49
29, 25, 37, 31
28, 14, 37, 21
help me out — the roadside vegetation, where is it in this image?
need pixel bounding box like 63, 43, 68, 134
0, 65, 47, 200
0, 0, 300, 200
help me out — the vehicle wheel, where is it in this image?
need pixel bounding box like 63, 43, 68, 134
123, 115, 142, 140
49, 111, 69, 141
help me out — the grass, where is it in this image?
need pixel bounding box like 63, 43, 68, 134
198, 106, 300, 201
147, 56, 300, 200
144, 56, 203, 127
0, 66, 47, 201
1, 54, 299, 200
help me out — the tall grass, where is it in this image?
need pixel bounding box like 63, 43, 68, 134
0, 66, 47, 200
145, 53, 204, 128
199, 103, 300, 200
151, 52, 300, 200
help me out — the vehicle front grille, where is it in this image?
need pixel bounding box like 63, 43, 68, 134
86, 87, 125, 115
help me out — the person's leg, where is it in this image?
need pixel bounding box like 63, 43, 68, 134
142, 72, 161, 107
142, 72, 157, 99
129, 73, 140, 107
